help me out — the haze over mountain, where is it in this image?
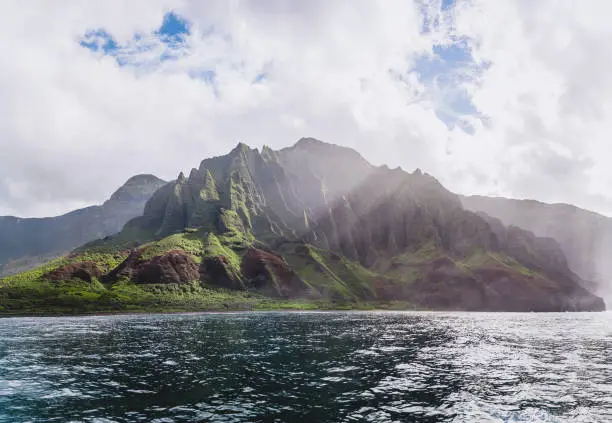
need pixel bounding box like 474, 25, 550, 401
0, 175, 166, 276
461, 195, 612, 302
2, 138, 603, 314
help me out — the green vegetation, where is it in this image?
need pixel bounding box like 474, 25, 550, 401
229, 172, 254, 229
458, 250, 538, 277
373, 240, 441, 283
202, 233, 242, 275
0, 276, 418, 316
0, 278, 253, 315
202, 170, 220, 201
218, 209, 254, 247
139, 232, 205, 262
0, 250, 129, 288
69, 250, 129, 271
78, 223, 157, 254
0, 257, 69, 286
279, 243, 376, 300
0, 211, 549, 316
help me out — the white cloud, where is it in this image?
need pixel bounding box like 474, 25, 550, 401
1, 0, 612, 217
445, 0, 612, 213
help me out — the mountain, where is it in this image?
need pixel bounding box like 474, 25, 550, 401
0, 175, 167, 276
461, 195, 612, 301
0, 139, 604, 314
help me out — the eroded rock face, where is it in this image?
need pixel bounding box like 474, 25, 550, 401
44, 262, 102, 283
309, 167, 467, 265
405, 265, 606, 312
133, 250, 200, 284
241, 248, 309, 297
461, 195, 612, 298
200, 256, 242, 289
105, 249, 199, 284
367, 252, 605, 312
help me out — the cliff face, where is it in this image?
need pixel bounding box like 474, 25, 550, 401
0, 175, 166, 276
304, 167, 602, 311
4, 139, 605, 312
461, 195, 612, 300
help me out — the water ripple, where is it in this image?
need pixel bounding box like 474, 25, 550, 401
0, 311, 610, 422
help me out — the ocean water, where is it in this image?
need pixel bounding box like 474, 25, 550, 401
0, 311, 610, 423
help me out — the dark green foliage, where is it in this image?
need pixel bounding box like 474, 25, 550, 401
278, 242, 376, 300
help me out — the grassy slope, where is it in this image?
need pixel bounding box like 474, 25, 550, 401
0, 226, 418, 315
278, 243, 377, 300
0, 216, 546, 316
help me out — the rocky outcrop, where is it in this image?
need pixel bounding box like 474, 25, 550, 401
104, 249, 199, 284
370, 256, 604, 312
477, 212, 569, 274
309, 167, 486, 265
200, 256, 243, 290
408, 264, 604, 312
44, 262, 102, 283
276, 137, 374, 210
133, 250, 200, 285
241, 248, 309, 297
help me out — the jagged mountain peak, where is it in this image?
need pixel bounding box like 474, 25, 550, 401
293, 137, 326, 148
108, 174, 166, 203
229, 141, 255, 155
122, 174, 165, 186
285, 137, 370, 162
188, 167, 201, 181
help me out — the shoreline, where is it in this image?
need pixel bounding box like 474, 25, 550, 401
0, 308, 420, 319
0, 301, 422, 318
1, 306, 608, 319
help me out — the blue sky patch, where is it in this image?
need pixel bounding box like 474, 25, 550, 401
188, 69, 216, 84
158, 12, 190, 39
80, 11, 192, 69
412, 32, 487, 133
80, 29, 118, 54
441, 0, 456, 10
79, 5, 485, 132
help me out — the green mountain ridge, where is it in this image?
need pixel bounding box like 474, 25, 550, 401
461, 195, 612, 301
0, 175, 167, 277
0, 139, 605, 314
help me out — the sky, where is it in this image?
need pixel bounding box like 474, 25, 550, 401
2, 0, 612, 218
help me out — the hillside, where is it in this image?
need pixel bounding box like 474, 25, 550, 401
0, 139, 604, 314
461, 195, 612, 301
0, 175, 167, 276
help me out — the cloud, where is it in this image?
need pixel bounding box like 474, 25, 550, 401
445, 0, 612, 213
1, 0, 612, 217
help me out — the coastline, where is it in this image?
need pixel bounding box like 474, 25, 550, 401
2, 304, 608, 319
0, 300, 423, 318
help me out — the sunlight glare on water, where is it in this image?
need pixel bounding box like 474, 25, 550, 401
0, 311, 610, 422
